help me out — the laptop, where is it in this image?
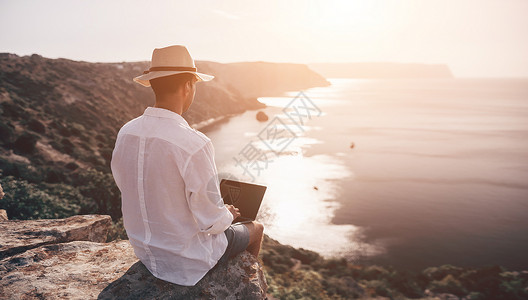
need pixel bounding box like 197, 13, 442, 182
220, 179, 267, 224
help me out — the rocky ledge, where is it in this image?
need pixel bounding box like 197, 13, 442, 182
0, 210, 268, 299
0, 213, 111, 259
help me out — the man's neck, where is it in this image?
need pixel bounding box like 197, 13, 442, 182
154, 95, 185, 115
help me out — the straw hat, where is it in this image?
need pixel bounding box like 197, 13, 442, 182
133, 45, 214, 87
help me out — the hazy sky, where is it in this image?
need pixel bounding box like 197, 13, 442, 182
1, 0, 527, 77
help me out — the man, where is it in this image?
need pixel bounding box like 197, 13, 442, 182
110, 45, 264, 286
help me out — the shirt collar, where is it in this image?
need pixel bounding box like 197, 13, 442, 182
143, 107, 191, 127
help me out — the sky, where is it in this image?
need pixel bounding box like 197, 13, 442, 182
1, 0, 527, 78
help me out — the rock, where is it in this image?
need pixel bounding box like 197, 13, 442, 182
99, 250, 267, 300
0, 214, 111, 259
0, 209, 7, 221
0, 183, 4, 200
256, 111, 269, 122
0, 240, 137, 299
0, 215, 268, 299
0, 240, 267, 300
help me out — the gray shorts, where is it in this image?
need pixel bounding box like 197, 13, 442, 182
216, 223, 250, 265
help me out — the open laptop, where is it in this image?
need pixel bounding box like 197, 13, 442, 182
220, 179, 267, 224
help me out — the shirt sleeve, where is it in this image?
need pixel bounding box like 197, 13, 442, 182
183, 141, 233, 234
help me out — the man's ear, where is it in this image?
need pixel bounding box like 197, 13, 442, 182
184, 80, 193, 95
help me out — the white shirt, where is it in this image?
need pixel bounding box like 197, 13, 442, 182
111, 106, 233, 286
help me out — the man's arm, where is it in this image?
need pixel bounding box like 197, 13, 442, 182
183, 141, 234, 234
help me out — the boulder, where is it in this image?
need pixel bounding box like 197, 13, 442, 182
0, 240, 136, 299
0, 209, 7, 221
256, 111, 269, 122
0, 240, 267, 299
0, 214, 111, 259
99, 250, 267, 300
0, 214, 268, 299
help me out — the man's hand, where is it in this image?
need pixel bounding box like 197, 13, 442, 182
226, 204, 241, 220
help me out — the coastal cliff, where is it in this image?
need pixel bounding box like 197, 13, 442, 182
0, 53, 329, 135
197, 61, 330, 98
0, 53, 329, 224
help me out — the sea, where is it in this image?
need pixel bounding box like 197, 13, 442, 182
203, 78, 528, 272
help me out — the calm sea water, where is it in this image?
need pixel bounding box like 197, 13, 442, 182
204, 78, 528, 272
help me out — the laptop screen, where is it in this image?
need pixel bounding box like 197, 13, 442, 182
220, 179, 267, 224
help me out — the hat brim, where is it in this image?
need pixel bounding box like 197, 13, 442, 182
133, 71, 214, 87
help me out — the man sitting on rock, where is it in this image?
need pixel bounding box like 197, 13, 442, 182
110, 45, 264, 286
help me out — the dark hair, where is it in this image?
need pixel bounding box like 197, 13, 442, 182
150, 73, 197, 96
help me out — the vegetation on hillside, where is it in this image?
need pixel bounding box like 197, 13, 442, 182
0, 53, 327, 229
261, 235, 528, 299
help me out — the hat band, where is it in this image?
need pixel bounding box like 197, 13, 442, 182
143, 66, 197, 74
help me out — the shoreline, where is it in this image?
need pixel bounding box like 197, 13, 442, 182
191, 114, 232, 132
192, 105, 268, 133
197, 79, 528, 275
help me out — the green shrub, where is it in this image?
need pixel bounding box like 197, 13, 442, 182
423, 264, 465, 281
45, 168, 64, 183
268, 270, 329, 300
459, 265, 504, 297
364, 279, 393, 298
0, 122, 15, 145
57, 126, 71, 137
385, 269, 424, 298
428, 274, 468, 297
28, 119, 46, 134
65, 162, 79, 171
38, 182, 90, 216
497, 271, 528, 300
0, 176, 83, 219
99, 147, 113, 163
61, 138, 74, 154
0, 158, 44, 183
262, 248, 296, 274
322, 276, 365, 298
72, 168, 121, 220
291, 247, 321, 265
1, 102, 22, 120
14, 132, 39, 154
70, 122, 85, 137
106, 217, 128, 242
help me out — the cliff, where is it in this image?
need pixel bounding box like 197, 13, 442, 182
197, 61, 330, 98
0, 53, 328, 222
0, 211, 268, 299
0, 53, 328, 169
309, 62, 454, 78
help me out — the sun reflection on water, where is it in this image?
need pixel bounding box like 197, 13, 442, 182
210, 92, 386, 259
254, 153, 384, 258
